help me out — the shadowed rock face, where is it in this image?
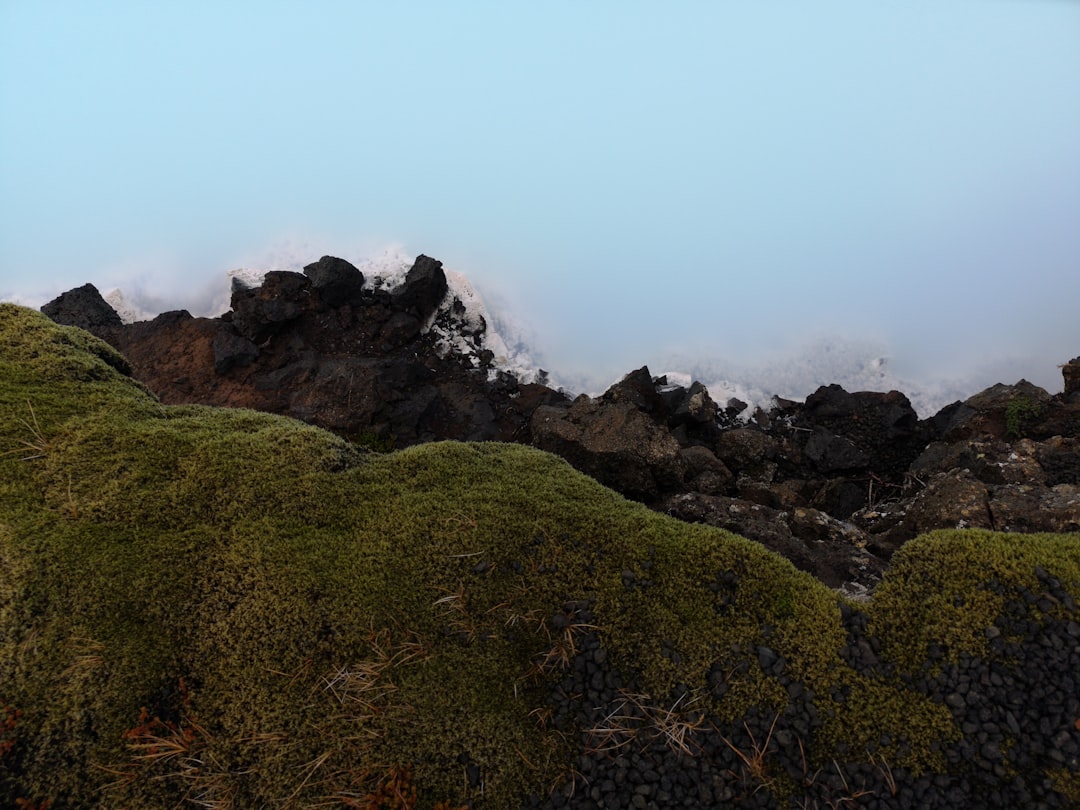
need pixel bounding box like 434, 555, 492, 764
41, 255, 1080, 596
40, 283, 123, 331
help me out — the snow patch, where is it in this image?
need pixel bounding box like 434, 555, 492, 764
103, 289, 152, 324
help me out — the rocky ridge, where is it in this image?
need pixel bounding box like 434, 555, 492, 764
40, 255, 1080, 597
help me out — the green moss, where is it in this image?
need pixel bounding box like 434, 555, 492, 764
2, 305, 1079, 806
866, 529, 1080, 674
1005, 395, 1041, 439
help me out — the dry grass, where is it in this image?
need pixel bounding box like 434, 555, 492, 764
583, 689, 708, 759
3, 400, 49, 460
527, 609, 598, 678
721, 712, 781, 789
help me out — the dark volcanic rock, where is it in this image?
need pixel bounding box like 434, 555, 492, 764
378, 311, 422, 350
230, 270, 315, 343
212, 327, 260, 374
1065, 357, 1080, 401
661, 491, 884, 593
42, 255, 563, 449
41, 283, 123, 331
390, 254, 446, 321
905, 469, 993, 532
803, 428, 871, 472
531, 391, 686, 502
796, 385, 924, 479
303, 255, 365, 306
945, 380, 1054, 441
679, 445, 733, 495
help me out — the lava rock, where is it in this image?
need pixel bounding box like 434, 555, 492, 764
41, 283, 123, 331
230, 270, 315, 343
390, 254, 447, 321
303, 255, 365, 306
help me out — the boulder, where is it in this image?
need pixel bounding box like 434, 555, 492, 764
378, 311, 423, 350
1037, 437, 1080, 486
943, 380, 1054, 441
714, 428, 781, 478
904, 469, 993, 532
989, 483, 1080, 534
673, 380, 718, 426
803, 429, 870, 473
212, 327, 260, 374
391, 255, 447, 321
40, 283, 123, 331
531, 396, 685, 502
303, 255, 365, 306
679, 445, 734, 495
911, 439, 1046, 487
661, 492, 884, 594
230, 271, 315, 343
604, 366, 669, 416
795, 385, 924, 479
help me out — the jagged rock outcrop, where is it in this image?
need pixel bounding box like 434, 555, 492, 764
1064, 356, 1080, 400
40, 283, 123, 331
40, 256, 1080, 596
41, 255, 565, 448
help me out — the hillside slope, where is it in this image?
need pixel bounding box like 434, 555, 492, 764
1, 303, 1078, 808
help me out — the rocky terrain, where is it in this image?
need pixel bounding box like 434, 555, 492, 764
41, 254, 1080, 597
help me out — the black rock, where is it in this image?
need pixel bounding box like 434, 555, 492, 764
212, 327, 260, 374
303, 255, 365, 306
230, 271, 314, 342
390, 255, 447, 320
41, 283, 123, 331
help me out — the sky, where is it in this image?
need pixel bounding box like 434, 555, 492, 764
2, 1, 1079, 413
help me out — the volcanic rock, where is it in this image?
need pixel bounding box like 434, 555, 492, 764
1064, 356, 1080, 400
303, 255, 365, 306
230, 270, 315, 342
531, 391, 686, 502
661, 491, 885, 593
40, 283, 123, 331
942, 380, 1054, 441
390, 254, 446, 320
42, 255, 561, 449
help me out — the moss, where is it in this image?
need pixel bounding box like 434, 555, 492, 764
1047, 767, 1080, 804
866, 529, 1080, 674
1005, 395, 1041, 439
2, 305, 1079, 806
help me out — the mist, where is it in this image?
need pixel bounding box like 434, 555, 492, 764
2, 3, 1078, 416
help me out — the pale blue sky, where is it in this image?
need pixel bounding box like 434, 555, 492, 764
2, 1, 1078, 401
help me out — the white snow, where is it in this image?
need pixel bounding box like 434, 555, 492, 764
103, 288, 153, 324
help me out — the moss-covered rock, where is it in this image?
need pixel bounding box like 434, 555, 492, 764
1, 303, 1078, 808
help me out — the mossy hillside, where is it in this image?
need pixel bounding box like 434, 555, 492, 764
0, 304, 1077, 807
868, 528, 1080, 674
